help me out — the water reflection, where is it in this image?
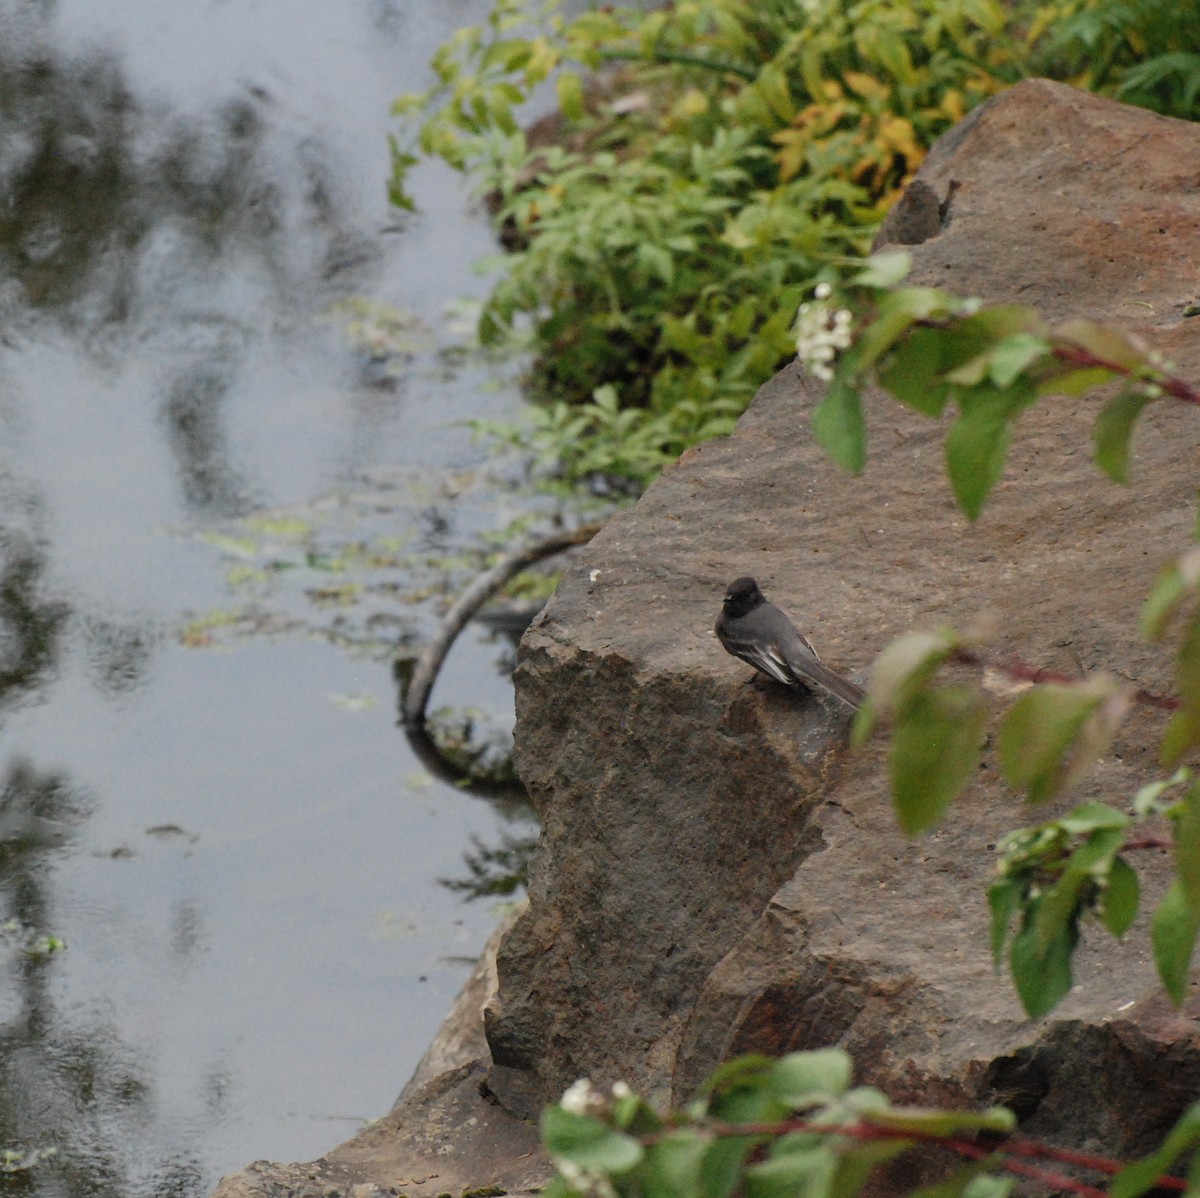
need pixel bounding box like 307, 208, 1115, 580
0, 758, 88, 875
0, 759, 152, 1198
162, 366, 251, 518
0, 9, 378, 532
80, 614, 159, 700
0, 532, 68, 714
0, 32, 370, 334
0, 44, 136, 315
440, 826, 536, 902
0, 593, 172, 1193
0, 0, 540, 1191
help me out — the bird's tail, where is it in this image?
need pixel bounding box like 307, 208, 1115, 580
802, 660, 867, 710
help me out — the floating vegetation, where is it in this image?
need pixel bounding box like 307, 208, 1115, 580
325, 298, 432, 375
439, 827, 538, 902
176, 464, 565, 663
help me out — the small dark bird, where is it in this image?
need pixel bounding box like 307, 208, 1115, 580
715, 576, 865, 710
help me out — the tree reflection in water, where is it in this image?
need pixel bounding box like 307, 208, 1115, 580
0, 11, 365, 1190
0, 2, 534, 1190
0, 532, 200, 1196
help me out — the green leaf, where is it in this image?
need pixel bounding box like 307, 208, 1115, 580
941, 318, 1046, 388
1026, 869, 1089, 959
556, 71, 586, 121
1163, 610, 1200, 767
392, 91, 426, 117
811, 373, 866, 473
962, 1178, 1013, 1198
1094, 388, 1150, 484
1141, 549, 1200, 641
842, 1086, 891, 1116
746, 1146, 837, 1198
861, 628, 957, 720
641, 1131, 709, 1198
1101, 856, 1140, 938
755, 63, 795, 123
541, 1107, 644, 1173
996, 684, 1104, 804
986, 333, 1051, 388
855, 288, 961, 371
1111, 1103, 1200, 1198
706, 1062, 794, 1125
988, 879, 1023, 966
828, 1140, 908, 1198
539, 1177, 576, 1198
1161, 709, 1200, 770
934, 318, 1011, 377
699, 1135, 763, 1198
768, 1050, 852, 1106
1176, 781, 1200, 911
1038, 365, 1115, 397
1152, 880, 1200, 1006
852, 250, 912, 289
1057, 801, 1132, 834
1064, 824, 1126, 874
1054, 318, 1149, 372
1009, 898, 1078, 1018
889, 687, 987, 834
1178, 608, 1200, 713
702, 1054, 774, 1098
906, 1165, 1012, 1198
850, 702, 877, 747
943, 401, 1011, 521
1133, 769, 1190, 817
864, 1106, 1016, 1138
876, 328, 951, 417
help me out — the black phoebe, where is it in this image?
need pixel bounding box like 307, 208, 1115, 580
715, 576, 865, 710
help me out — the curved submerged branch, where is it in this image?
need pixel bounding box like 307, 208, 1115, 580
400, 718, 525, 802
400, 522, 603, 731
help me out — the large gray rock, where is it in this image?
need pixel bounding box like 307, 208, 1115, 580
211, 78, 1200, 1198
485, 77, 1200, 1167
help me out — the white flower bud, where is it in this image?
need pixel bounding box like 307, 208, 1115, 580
561, 1078, 601, 1115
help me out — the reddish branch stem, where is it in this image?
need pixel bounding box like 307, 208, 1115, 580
677, 1117, 1186, 1198
950, 649, 1180, 710
1124, 836, 1173, 851
1051, 342, 1200, 406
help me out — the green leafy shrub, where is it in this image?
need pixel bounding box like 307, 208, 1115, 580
540, 1048, 1200, 1198
391, 0, 1041, 489
391, 0, 1196, 494
1039, 0, 1200, 118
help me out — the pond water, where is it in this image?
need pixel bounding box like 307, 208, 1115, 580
0, 3, 540, 1194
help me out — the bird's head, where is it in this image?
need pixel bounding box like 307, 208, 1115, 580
723, 575, 765, 616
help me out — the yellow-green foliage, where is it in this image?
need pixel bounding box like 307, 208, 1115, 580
391, 0, 1199, 492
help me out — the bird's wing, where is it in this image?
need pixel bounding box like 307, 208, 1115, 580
728, 637, 795, 686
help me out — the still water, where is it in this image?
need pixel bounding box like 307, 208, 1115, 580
0, 2, 536, 1194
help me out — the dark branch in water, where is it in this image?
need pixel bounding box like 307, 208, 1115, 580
400, 522, 602, 731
